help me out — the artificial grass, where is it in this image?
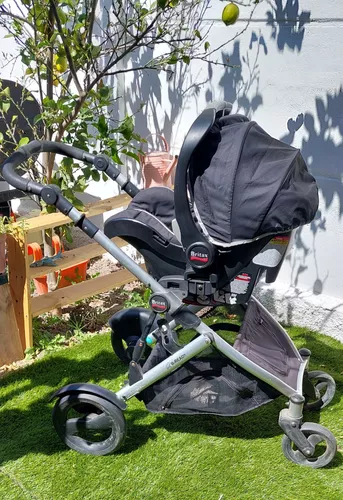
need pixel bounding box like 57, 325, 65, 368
1, 319, 343, 500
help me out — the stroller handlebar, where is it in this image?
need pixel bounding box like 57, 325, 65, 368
0, 140, 95, 196
0, 140, 139, 199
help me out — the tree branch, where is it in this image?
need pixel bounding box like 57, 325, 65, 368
49, 0, 83, 95
86, 8, 164, 93
0, 7, 34, 30
86, 0, 98, 45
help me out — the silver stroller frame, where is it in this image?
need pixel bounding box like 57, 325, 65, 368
0, 109, 337, 468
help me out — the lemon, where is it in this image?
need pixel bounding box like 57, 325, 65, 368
222, 2, 240, 26
55, 56, 68, 73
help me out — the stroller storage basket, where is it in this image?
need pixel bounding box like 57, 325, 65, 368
139, 343, 279, 416
138, 317, 280, 417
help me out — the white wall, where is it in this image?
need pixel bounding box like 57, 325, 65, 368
124, 0, 343, 336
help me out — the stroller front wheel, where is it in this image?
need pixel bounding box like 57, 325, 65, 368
52, 393, 126, 455
281, 422, 337, 468
304, 370, 336, 411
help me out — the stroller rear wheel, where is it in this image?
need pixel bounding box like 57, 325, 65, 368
281, 422, 337, 468
304, 370, 336, 411
52, 393, 126, 455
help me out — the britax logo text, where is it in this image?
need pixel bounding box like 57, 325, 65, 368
151, 299, 166, 310
190, 251, 208, 263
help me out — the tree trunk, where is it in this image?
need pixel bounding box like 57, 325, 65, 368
43, 5, 61, 316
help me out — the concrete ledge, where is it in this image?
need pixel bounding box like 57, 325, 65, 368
254, 282, 343, 342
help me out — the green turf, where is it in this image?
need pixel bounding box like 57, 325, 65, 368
1, 319, 343, 500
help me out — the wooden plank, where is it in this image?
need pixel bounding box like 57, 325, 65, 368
7, 232, 33, 350
31, 265, 145, 317
28, 237, 127, 279
0, 282, 24, 365
17, 193, 130, 234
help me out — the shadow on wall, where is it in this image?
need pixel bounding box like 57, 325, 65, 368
127, 46, 211, 170
281, 88, 343, 294
216, 0, 311, 113
126, 0, 312, 159
266, 0, 310, 52
216, 36, 265, 115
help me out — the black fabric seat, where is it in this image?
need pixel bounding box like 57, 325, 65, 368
104, 187, 186, 280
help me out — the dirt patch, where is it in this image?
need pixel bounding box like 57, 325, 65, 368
86, 255, 121, 278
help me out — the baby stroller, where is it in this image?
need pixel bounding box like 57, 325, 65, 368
0, 102, 337, 468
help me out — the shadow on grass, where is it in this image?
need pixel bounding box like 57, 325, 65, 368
0, 327, 342, 467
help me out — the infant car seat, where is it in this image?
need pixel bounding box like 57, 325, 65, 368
104, 102, 317, 307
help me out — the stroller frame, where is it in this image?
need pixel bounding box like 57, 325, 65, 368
0, 106, 337, 468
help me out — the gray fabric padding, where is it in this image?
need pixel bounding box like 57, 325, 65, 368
234, 298, 302, 390
104, 186, 181, 246
129, 186, 175, 229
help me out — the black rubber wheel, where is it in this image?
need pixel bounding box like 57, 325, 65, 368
52, 393, 126, 456
282, 422, 337, 468
304, 370, 336, 411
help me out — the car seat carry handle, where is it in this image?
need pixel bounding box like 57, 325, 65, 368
174, 107, 216, 266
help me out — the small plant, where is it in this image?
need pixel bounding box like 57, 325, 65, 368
0, 216, 27, 236
122, 288, 151, 309
28, 313, 90, 359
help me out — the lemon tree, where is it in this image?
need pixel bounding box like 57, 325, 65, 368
0, 0, 257, 222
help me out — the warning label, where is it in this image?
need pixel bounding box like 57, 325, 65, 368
270, 236, 290, 246
230, 273, 251, 295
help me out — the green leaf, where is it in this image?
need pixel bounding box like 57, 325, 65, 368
118, 115, 134, 141
91, 170, 100, 182
97, 115, 108, 136
157, 0, 168, 8
167, 54, 178, 65
33, 114, 42, 125
2, 102, 10, 114
111, 151, 123, 165
57, 8, 67, 24
18, 137, 30, 146
123, 150, 139, 162
91, 45, 101, 59
64, 225, 73, 244
0, 132, 3, 143
194, 29, 202, 40
204, 41, 210, 51
182, 55, 190, 65
71, 197, 85, 211
99, 86, 110, 99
